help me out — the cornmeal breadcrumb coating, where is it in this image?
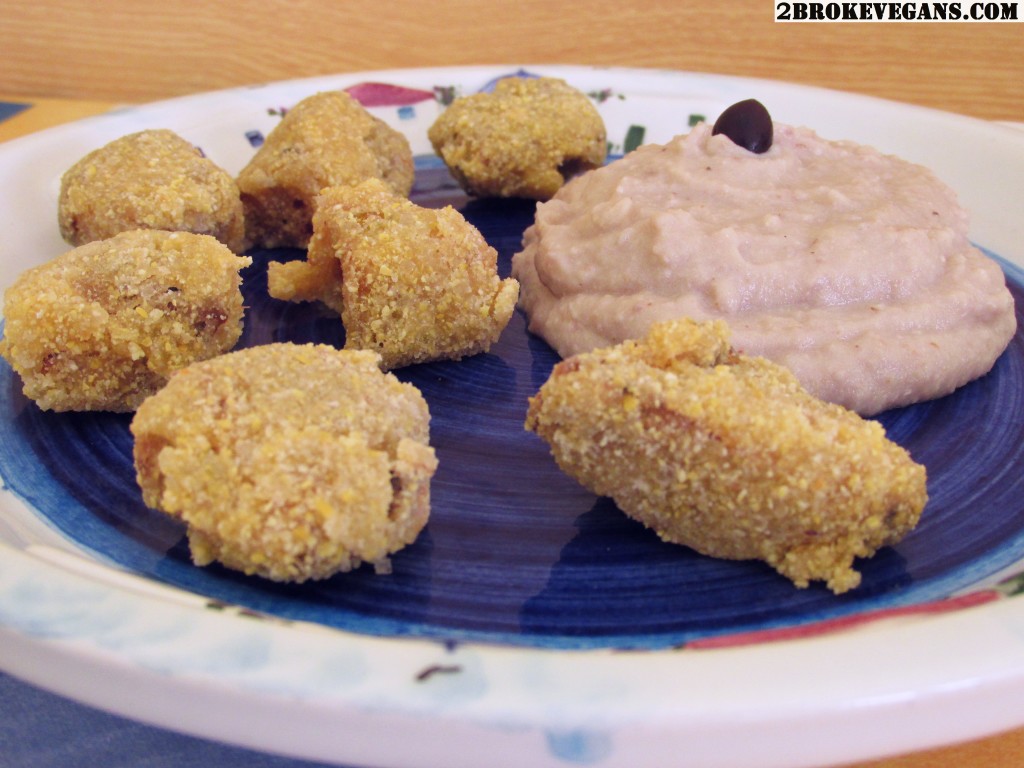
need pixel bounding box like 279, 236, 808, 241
58, 129, 247, 253
428, 76, 607, 201
236, 90, 414, 249
0, 230, 250, 412
267, 178, 520, 369
525, 318, 928, 593
131, 343, 438, 582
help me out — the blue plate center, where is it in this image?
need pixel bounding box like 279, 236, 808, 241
2, 165, 1023, 650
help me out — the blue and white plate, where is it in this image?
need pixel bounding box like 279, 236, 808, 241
2, 66, 1023, 768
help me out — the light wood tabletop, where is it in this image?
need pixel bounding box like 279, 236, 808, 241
2, 0, 1022, 120
1, 2, 1022, 767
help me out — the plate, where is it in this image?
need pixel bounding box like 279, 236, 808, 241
2, 65, 1024, 768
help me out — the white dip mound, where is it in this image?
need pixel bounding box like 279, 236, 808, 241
511, 121, 1017, 415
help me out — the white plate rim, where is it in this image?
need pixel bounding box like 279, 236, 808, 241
2, 64, 1024, 768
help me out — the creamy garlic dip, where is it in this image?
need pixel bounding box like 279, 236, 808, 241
511, 122, 1017, 415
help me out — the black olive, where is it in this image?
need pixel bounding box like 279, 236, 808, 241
711, 99, 773, 154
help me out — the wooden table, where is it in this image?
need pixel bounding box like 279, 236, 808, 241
1, 0, 1022, 120
1, 1, 1022, 765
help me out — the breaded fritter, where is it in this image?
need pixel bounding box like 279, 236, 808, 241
131, 343, 438, 582
525, 318, 928, 593
237, 90, 414, 249
428, 76, 607, 201
267, 178, 519, 369
0, 230, 250, 412
58, 129, 247, 253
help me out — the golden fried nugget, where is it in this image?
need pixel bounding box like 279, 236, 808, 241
525, 318, 928, 593
267, 178, 519, 369
131, 343, 438, 582
58, 129, 247, 253
0, 230, 250, 412
428, 76, 607, 201
237, 91, 414, 249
